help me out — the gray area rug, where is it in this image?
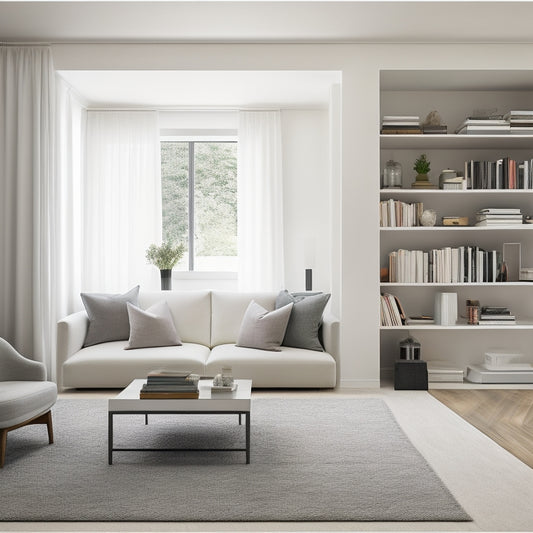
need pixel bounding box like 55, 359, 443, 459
0, 398, 470, 522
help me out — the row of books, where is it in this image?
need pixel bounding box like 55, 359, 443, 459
380, 115, 447, 135
379, 199, 424, 227
139, 370, 199, 399
387, 246, 505, 284
474, 208, 523, 227
380, 293, 406, 326
465, 157, 533, 189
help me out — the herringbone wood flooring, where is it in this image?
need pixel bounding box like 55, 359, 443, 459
430, 389, 533, 469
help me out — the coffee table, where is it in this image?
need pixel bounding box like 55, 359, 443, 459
107, 378, 252, 465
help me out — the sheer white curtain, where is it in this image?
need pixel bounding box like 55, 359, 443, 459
55, 76, 86, 317
83, 111, 162, 292
0, 46, 57, 375
237, 110, 284, 291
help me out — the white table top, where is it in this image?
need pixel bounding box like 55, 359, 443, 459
108, 379, 252, 413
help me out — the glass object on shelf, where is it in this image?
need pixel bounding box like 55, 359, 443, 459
399, 336, 421, 360
420, 209, 437, 226
382, 159, 402, 188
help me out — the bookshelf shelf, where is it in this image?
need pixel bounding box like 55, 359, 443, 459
380, 189, 533, 196
380, 226, 533, 232
381, 319, 533, 330
380, 134, 533, 150
381, 282, 529, 287
379, 70, 533, 386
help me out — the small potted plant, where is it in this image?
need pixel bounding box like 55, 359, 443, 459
146, 241, 185, 290
411, 153, 436, 189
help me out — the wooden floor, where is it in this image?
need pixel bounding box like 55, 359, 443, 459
430, 389, 533, 469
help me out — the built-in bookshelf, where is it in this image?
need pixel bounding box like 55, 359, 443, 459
379, 70, 533, 388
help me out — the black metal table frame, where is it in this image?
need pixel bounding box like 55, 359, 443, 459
108, 410, 250, 465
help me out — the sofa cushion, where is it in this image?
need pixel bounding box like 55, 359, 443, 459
206, 344, 336, 388
62, 341, 210, 388
276, 290, 331, 351
81, 285, 140, 347
138, 291, 211, 346
125, 301, 181, 350
0, 381, 57, 428
211, 291, 278, 346
236, 301, 293, 351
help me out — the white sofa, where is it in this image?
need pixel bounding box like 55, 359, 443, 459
57, 290, 339, 389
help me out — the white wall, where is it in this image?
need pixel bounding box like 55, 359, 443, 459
51, 42, 533, 388
281, 109, 330, 293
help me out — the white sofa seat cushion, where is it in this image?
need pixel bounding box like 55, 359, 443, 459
62, 341, 210, 388
0, 381, 57, 428
206, 344, 336, 388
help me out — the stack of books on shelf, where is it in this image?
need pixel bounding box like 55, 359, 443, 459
466, 352, 533, 383
379, 198, 423, 227
427, 361, 464, 383
381, 115, 422, 134
475, 208, 523, 226
380, 293, 406, 326
503, 110, 533, 135
140, 370, 200, 399
455, 116, 510, 135
465, 157, 532, 189
478, 306, 516, 325
405, 315, 435, 325
387, 246, 504, 284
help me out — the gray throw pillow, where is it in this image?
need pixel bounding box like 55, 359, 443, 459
125, 301, 182, 350
81, 285, 140, 347
275, 290, 331, 351
236, 300, 293, 352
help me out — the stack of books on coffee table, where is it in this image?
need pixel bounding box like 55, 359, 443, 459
140, 370, 199, 399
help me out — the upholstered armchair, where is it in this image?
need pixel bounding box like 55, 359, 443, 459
0, 338, 57, 467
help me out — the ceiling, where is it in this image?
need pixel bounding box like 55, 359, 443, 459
58, 70, 341, 107
2, 1, 533, 44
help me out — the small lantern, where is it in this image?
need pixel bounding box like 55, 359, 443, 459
399, 336, 421, 360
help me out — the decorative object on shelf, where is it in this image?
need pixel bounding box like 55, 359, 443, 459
442, 216, 469, 226
394, 360, 428, 390
411, 154, 437, 189
146, 241, 185, 291
420, 209, 437, 227
382, 159, 403, 188
466, 299, 480, 325
422, 110, 447, 135
399, 335, 421, 360
439, 169, 466, 190
519, 267, 533, 281
434, 292, 458, 326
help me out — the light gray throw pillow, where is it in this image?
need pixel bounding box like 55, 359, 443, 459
275, 290, 331, 351
125, 301, 182, 350
236, 300, 293, 351
81, 285, 140, 347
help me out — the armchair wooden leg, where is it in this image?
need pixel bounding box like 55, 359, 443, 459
0, 428, 7, 468
0, 410, 54, 467
45, 411, 54, 444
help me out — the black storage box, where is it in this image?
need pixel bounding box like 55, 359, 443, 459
394, 360, 428, 390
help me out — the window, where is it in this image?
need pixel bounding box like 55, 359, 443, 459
161, 140, 237, 272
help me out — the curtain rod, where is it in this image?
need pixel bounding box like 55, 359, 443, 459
83, 105, 324, 112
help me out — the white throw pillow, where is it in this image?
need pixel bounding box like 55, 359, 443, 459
125, 301, 182, 350
236, 300, 293, 351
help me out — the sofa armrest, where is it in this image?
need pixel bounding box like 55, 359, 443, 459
56, 311, 89, 389
322, 312, 340, 386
